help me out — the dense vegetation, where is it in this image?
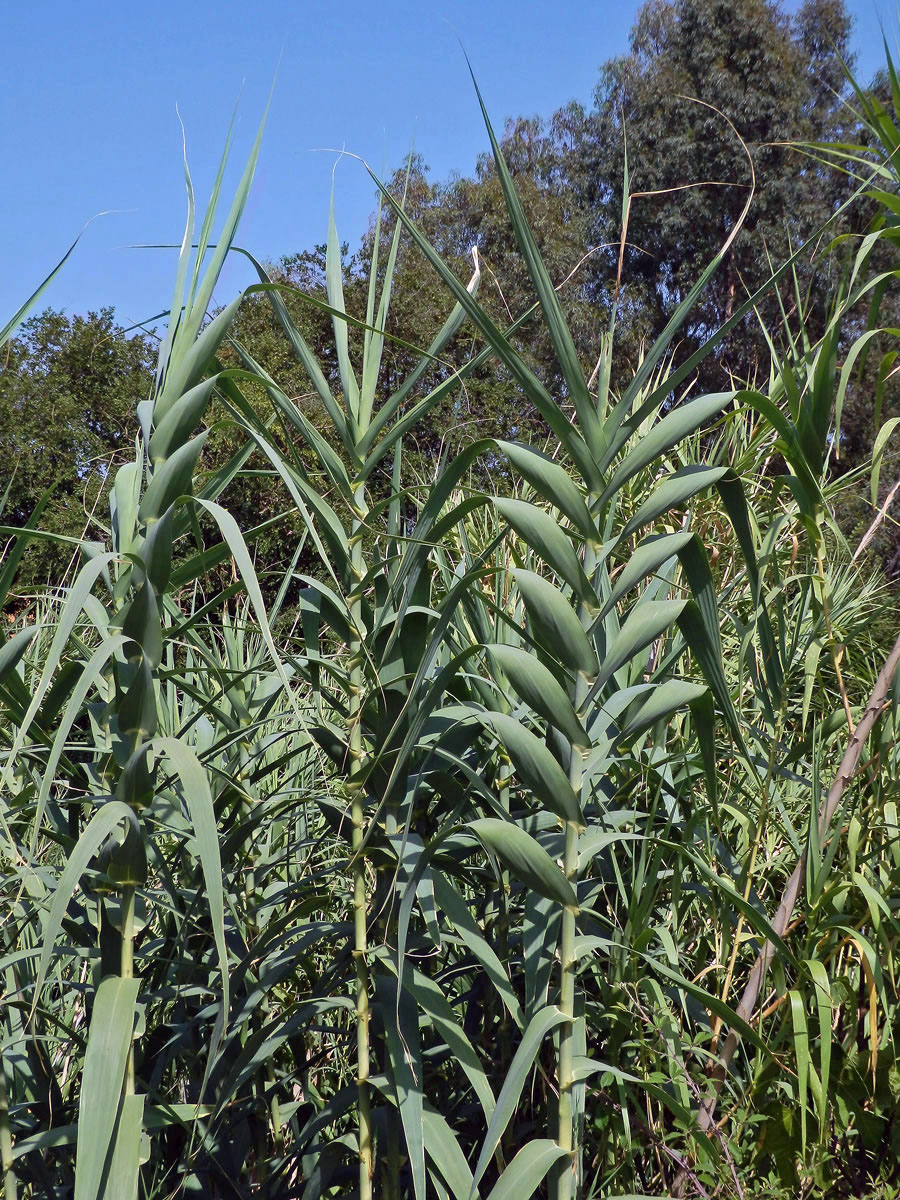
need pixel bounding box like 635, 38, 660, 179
5, 1, 900, 1197
7, 0, 894, 597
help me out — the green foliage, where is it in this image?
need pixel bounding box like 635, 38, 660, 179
4, 20, 900, 1200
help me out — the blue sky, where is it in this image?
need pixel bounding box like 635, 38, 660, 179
1, 0, 891, 330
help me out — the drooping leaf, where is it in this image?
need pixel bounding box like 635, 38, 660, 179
469, 818, 577, 908
487, 643, 589, 748
478, 713, 584, 826
432, 875, 523, 1030
376, 974, 426, 1200
677, 600, 744, 745
35, 802, 138, 1004
422, 1105, 474, 1200
789, 988, 810, 1153
601, 532, 694, 617
523, 890, 560, 1018
484, 1140, 569, 1200
398, 965, 495, 1120
495, 498, 593, 602
599, 393, 733, 507
618, 465, 728, 545
496, 440, 596, 539
805, 958, 833, 1130
151, 738, 230, 1020
595, 600, 686, 693
619, 679, 708, 742
0, 626, 37, 685
512, 569, 598, 674
468, 1006, 568, 1198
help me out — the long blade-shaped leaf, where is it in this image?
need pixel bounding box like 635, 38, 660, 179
467, 63, 602, 455
74, 977, 141, 1200
469, 818, 578, 908
485, 1140, 569, 1200
469, 1006, 568, 1198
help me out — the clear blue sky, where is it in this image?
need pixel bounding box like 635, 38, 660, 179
1, 0, 892, 330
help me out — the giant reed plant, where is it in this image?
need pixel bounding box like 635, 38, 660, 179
0, 112, 303, 1197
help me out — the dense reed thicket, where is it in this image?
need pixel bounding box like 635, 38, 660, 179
5, 36, 900, 1200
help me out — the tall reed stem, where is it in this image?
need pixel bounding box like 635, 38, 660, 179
349, 482, 373, 1199
555, 815, 580, 1200
120, 884, 136, 1098
555, 544, 596, 1199
0, 1053, 15, 1200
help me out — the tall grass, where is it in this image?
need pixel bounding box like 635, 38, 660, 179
2, 53, 900, 1200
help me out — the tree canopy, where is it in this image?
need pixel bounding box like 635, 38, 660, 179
0, 309, 150, 591
579, 0, 857, 384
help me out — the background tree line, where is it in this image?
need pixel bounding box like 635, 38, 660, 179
3, 0, 890, 597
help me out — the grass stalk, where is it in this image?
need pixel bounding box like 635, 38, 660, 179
556, 638, 591, 1200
